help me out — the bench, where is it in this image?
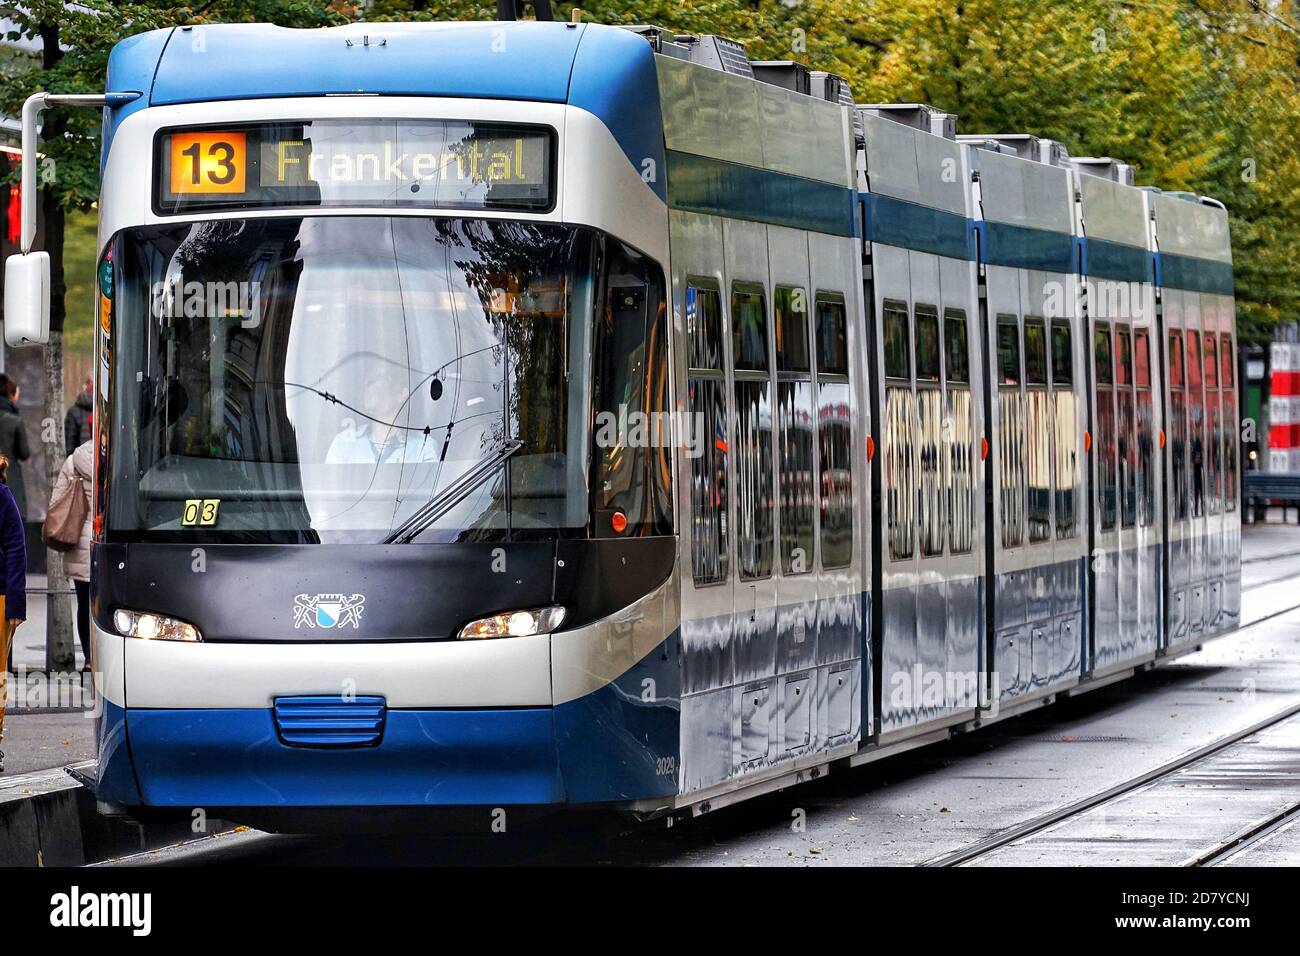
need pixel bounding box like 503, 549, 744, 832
1243, 471, 1300, 524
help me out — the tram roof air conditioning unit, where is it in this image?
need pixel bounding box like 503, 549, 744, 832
959, 134, 1068, 166
751, 61, 811, 95
859, 103, 957, 140
623, 24, 692, 60
675, 33, 754, 78
810, 70, 854, 106
962, 138, 1018, 156
1070, 157, 1136, 187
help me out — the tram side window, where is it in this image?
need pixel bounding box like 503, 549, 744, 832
1168, 331, 1189, 521
1187, 330, 1205, 519
776, 286, 811, 374
733, 284, 774, 580
1115, 326, 1136, 528
1205, 334, 1222, 514
686, 284, 728, 585
996, 315, 1026, 549
815, 294, 853, 569
1024, 317, 1052, 543
915, 305, 944, 556
687, 280, 723, 371
1221, 333, 1237, 511
1051, 320, 1078, 539
733, 285, 769, 372
777, 286, 815, 574
1134, 330, 1155, 527
1094, 324, 1118, 531
945, 308, 974, 555
883, 300, 915, 561
591, 240, 672, 538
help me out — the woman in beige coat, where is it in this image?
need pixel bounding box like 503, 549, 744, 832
51, 440, 93, 671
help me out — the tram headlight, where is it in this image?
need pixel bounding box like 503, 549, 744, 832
458, 606, 566, 640
113, 608, 202, 642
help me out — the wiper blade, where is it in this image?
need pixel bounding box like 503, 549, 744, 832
384, 438, 523, 544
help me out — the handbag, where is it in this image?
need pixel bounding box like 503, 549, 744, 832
42, 475, 87, 553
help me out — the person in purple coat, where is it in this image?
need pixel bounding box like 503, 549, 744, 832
0, 453, 28, 772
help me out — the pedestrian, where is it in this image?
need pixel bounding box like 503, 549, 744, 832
0, 453, 28, 773
0, 374, 30, 519
65, 377, 93, 456
50, 440, 93, 673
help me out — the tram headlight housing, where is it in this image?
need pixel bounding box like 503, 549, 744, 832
113, 608, 202, 642
458, 606, 566, 640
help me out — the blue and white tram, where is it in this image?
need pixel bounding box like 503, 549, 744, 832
2, 16, 1240, 826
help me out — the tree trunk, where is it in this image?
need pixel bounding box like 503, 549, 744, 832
39, 21, 73, 672
42, 328, 72, 672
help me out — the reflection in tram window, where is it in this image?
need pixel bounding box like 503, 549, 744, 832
885, 384, 915, 560
778, 381, 815, 574
1094, 324, 1118, 531
883, 300, 910, 380
1187, 330, 1205, 518
1168, 331, 1189, 521
996, 315, 1025, 548
944, 308, 969, 384
883, 300, 915, 561
914, 305, 941, 382
997, 316, 1021, 385
686, 284, 728, 585
815, 294, 852, 568
777, 285, 815, 574
592, 241, 673, 538
1221, 333, 1237, 511
688, 378, 729, 584
775, 286, 810, 373
945, 309, 974, 554
1205, 334, 1222, 514
687, 280, 723, 370
915, 305, 944, 556
815, 296, 849, 376
732, 285, 768, 371
1024, 317, 1051, 543
1050, 320, 1078, 539
735, 379, 774, 580
1116, 325, 1136, 528
1134, 330, 1155, 526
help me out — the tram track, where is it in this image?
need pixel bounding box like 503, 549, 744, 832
924, 699, 1300, 867
924, 556, 1300, 868
1188, 802, 1300, 867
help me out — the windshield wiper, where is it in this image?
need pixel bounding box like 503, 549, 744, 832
384, 438, 523, 544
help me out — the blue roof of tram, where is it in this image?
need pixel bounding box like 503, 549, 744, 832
104, 20, 667, 198
133, 21, 588, 104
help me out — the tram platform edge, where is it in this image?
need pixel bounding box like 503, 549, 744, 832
0, 761, 237, 867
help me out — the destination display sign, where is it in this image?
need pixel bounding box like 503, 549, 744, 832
155, 119, 554, 214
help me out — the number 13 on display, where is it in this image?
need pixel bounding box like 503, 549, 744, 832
168, 132, 247, 195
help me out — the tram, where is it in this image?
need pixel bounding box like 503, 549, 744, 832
2, 15, 1239, 826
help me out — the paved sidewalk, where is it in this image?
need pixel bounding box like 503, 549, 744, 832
3, 573, 94, 775
1, 712, 96, 775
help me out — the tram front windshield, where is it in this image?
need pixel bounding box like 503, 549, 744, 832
103, 216, 608, 543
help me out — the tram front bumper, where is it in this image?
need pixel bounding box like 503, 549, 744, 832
97, 699, 566, 807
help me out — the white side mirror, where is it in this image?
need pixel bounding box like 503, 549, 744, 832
4, 251, 51, 347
